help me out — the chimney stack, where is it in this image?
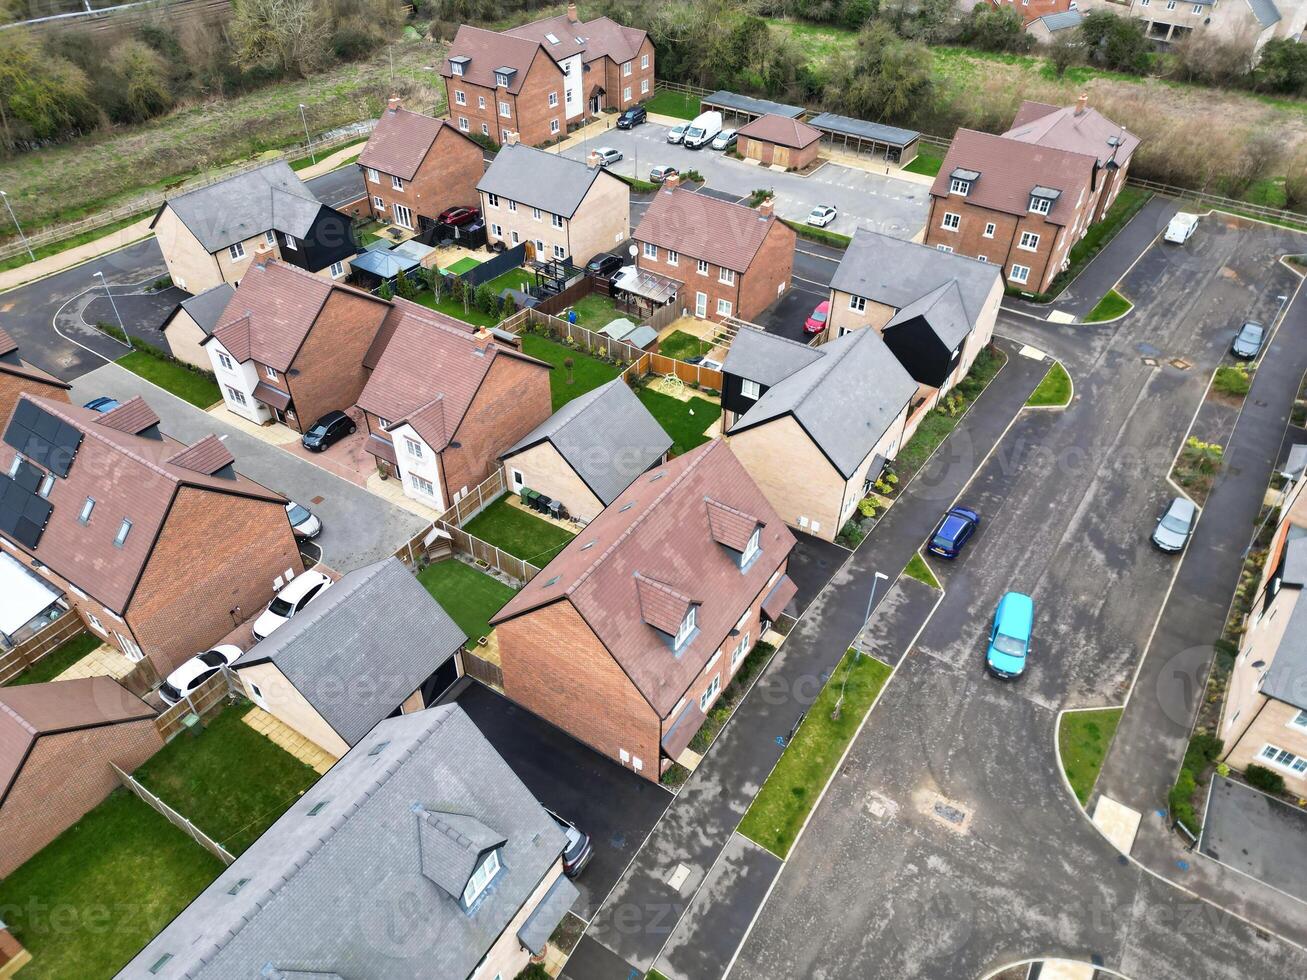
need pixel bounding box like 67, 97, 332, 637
587, 149, 602, 169
504, 131, 520, 146
388, 96, 402, 114
567, 1, 578, 23
1075, 93, 1088, 117
664, 173, 680, 191
254, 240, 276, 265
757, 197, 775, 218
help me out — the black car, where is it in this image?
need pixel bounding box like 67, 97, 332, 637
616, 105, 646, 129
586, 253, 623, 280
301, 410, 355, 452
547, 809, 593, 878
1231, 320, 1265, 359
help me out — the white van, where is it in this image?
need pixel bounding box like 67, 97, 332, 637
1164, 212, 1199, 244
683, 111, 723, 150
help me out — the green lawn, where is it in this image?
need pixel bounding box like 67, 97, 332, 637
133, 702, 318, 855
738, 649, 892, 857
904, 553, 941, 590
482, 267, 536, 295
903, 143, 944, 177
442, 256, 482, 275
1027, 361, 1073, 408
657, 329, 713, 361
413, 289, 504, 328
0, 789, 224, 979
644, 91, 701, 120
1059, 708, 1124, 805
461, 494, 576, 566
569, 292, 623, 332
1083, 289, 1132, 323
5, 631, 100, 686
417, 559, 519, 644
116, 349, 221, 409
520, 334, 622, 410
637, 388, 720, 456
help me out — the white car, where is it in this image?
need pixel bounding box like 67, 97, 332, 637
595, 146, 623, 166
251, 570, 332, 641
807, 204, 838, 228
1164, 212, 1198, 244
159, 645, 242, 706
285, 500, 321, 539
667, 123, 687, 145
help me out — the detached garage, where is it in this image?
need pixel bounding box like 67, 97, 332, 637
736, 114, 823, 172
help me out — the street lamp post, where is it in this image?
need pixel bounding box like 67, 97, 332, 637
94, 271, 132, 352
298, 104, 315, 165
833, 571, 889, 720
1, 191, 34, 262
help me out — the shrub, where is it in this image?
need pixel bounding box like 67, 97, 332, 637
1245, 764, 1286, 795
838, 519, 866, 547
858, 497, 877, 518
1213, 364, 1251, 398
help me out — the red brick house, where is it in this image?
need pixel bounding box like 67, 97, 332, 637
203, 256, 392, 432
0, 394, 302, 677
356, 300, 552, 511
0, 676, 160, 876
0, 327, 71, 426
926, 96, 1138, 294
984, 0, 1074, 26
491, 440, 798, 780
357, 100, 487, 232
633, 181, 796, 323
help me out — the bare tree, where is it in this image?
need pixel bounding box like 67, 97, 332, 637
230, 0, 331, 77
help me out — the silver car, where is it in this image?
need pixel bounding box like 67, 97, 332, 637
595, 146, 623, 166
667, 123, 687, 144
711, 129, 737, 151
1152, 497, 1196, 553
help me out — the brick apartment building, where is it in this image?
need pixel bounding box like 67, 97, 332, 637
357, 99, 487, 232
491, 440, 799, 780
0, 327, 71, 425
926, 97, 1138, 294
441, 3, 653, 147
633, 180, 796, 322
0, 394, 302, 678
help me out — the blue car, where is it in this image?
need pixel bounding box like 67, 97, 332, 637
83, 396, 121, 414
928, 506, 980, 559
986, 591, 1033, 679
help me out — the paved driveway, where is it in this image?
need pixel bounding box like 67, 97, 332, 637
1200, 776, 1307, 905
68, 363, 427, 573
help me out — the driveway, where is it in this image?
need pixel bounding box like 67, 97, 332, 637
454, 681, 672, 920
1200, 776, 1307, 906
785, 530, 850, 615
68, 363, 428, 573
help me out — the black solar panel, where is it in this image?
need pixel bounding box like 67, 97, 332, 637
4, 400, 81, 478
10, 458, 42, 493
0, 472, 53, 549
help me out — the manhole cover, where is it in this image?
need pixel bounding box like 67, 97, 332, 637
1169, 357, 1192, 370
934, 802, 966, 824
1142, 357, 1158, 367
311, 495, 325, 505
918, 791, 973, 833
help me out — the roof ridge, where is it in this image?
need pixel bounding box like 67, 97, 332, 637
29, 395, 184, 490
0, 697, 37, 738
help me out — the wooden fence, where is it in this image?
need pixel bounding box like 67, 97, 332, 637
0, 614, 85, 686
460, 650, 504, 690
444, 526, 542, 586
153, 669, 237, 742
112, 762, 236, 866
622, 352, 724, 391
533, 275, 593, 317
436, 468, 509, 528
522, 307, 645, 363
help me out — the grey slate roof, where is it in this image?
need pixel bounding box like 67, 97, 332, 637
807, 112, 919, 148
1285, 444, 1307, 481
121, 705, 573, 980
722, 327, 824, 389
477, 143, 610, 218
156, 161, 324, 253
418, 810, 507, 898
518, 875, 577, 955
885, 279, 973, 351
1246, 0, 1281, 27
701, 90, 806, 120
1282, 536, 1307, 588
233, 558, 466, 746
503, 379, 671, 505
727, 328, 917, 479
1035, 9, 1084, 31
1259, 595, 1307, 711
173, 284, 235, 336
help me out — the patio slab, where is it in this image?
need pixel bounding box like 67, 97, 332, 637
241, 707, 338, 775
52, 642, 135, 682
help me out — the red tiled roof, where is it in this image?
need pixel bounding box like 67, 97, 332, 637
736, 113, 822, 150
166, 434, 235, 475
359, 108, 470, 182
1004, 99, 1140, 168
507, 13, 646, 66
442, 25, 548, 93
634, 187, 782, 273
0, 328, 16, 358
705, 497, 760, 552
95, 396, 159, 435
493, 441, 795, 717
0, 328, 70, 391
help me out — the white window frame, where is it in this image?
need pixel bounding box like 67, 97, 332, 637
366, 167, 379, 183
848, 295, 866, 313
550, 119, 560, 135
716, 298, 733, 317
532, 207, 542, 221
281, 234, 297, 251
1019, 231, 1040, 251
936, 245, 953, 253
329, 260, 345, 278
941, 212, 960, 232
454, 90, 466, 106
495, 72, 510, 88
391, 175, 404, 191
228, 242, 245, 261
719, 267, 735, 285
373, 196, 385, 210
462, 849, 501, 905
404, 436, 423, 458
490, 223, 503, 238
478, 95, 486, 109
487, 193, 500, 208
666, 249, 679, 267
392, 203, 413, 230
1029, 196, 1051, 215
983, 222, 996, 239
507, 200, 517, 213
499, 101, 511, 118
217, 352, 234, 371
674, 606, 697, 651
699, 672, 721, 712
1290, 710, 1307, 731
642, 53, 649, 69
225, 386, 246, 406
741, 378, 761, 400
553, 244, 566, 260
409, 473, 435, 496
551, 213, 564, 229
1009, 264, 1030, 285
264, 231, 277, 247
949, 178, 970, 196
451, 61, 464, 76
740, 527, 760, 567
1259, 743, 1307, 774
697, 259, 709, 276
641, 79, 650, 95
643, 242, 657, 260
548, 91, 559, 107
623, 86, 632, 102
731, 632, 750, 669
264, 365, 277, 380
623, 61, 632, 76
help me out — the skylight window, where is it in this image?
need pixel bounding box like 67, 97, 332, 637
113, 518, 132, 548
308, 801, 328, 815
543, 575, 560, 587
545, 32, 560, 43
367, 741, 390, 756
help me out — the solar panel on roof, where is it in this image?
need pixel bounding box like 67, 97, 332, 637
10, 458, 42, 494
0, 472, 53, 549
3, 401, 82, 478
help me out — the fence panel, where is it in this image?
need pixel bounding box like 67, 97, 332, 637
443, 526, 541, 586
153, 670, 236, 742
460, 650, 504, 690
0, 614, 86, 685
112, 763, 236, 866
534, 275, 594, 317
463, 243, 529, 286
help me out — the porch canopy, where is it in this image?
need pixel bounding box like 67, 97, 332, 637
701, 91, 806, 125
807, 112, 920, 164
611, 265, 679, 306
0, 552, 61, 639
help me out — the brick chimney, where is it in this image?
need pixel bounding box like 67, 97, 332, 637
1075, 93, 1089, 117
504, 131, 520, 146
664, 173, 680, 191
254, 240, 277, 265
757, 197, 775, 218
567, 1, 578, 22
587, 149, 602, 169
388, 96, 402, 114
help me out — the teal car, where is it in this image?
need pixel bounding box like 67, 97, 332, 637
986, 591, 1033, 679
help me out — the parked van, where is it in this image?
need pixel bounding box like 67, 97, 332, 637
683, 111, 723, 150
1164, 212, 1199, 244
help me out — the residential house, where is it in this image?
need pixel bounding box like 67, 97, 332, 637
925, 96, 1138, 294
357, 300, 552, 510
160, 284, 234, 372
0, 676, 160, 877
633, 181, 796, 323
358, 99, 488, 232
150, 161, 356, 294
721, 328, 917, 542
735, 114, 823, 171
204, 256, 392, 432
233, 557, 467, 758
123, 705, 579, 980
491, 440, 798, 780
442, 3, 653, 146
1082, 0, 1307, 53
477, 140, 629, 266
501, 378, 671, 523
1026, 8, 1085, 41
0, 394, 302, 677
983, 0, 1076, 25
0, 327, 71, 427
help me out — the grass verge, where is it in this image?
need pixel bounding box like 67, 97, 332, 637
737, 649, 892, 857
689, 641, 777, 754
1169, 732, 1223, 835
114, 345, 221, 409
904, 553, 941, 590
0, 212, 150, 275
902, 143, 944, 177
520, 334, 622, 410
416, 559, 519, 646
1027, 361, 1072, 408
637, 388, 720, 456
1083, 289, 1133, 323
5, 631, 101, 686
644, 91, 701, 119
1058, 708, 1124, 805
461, 494, 576, 566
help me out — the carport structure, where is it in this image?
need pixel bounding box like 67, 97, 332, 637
700, 91, 806, 128
808, 112, 920, 165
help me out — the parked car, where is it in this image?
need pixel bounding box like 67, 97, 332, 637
301, 410, 356, 452
803, 300, 831, 335
159, 645, 242, 706
285, 500, 322, 539
1231, 320, 1265, 359
436, 206, 480, 227
1152, 496, 1197, 553
586, 253, 623, 279
594, 146, 623, 166
252, 570, 333, 640
83, 396, 121, 413
547, 809, 593, 878
807, 204, 838, 228
928, 506, 980, 559
711, 129, 738, 151
616, 105, 646, 129
649, 165, 679, 184
1164, 212, 1199, 244
666, 124, 687, 145
986, 591, 1033, 679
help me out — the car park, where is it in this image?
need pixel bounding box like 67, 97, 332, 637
803, 300, 831, 335
649, 165, 679, 184
436, 206, 480, 227
252, 570, 333, 640
667, 124, 687, 145
1152, 496, 1196, 553
1164, 212, 1199, 244
807, 204, 838, 228
83, 396, 121, 413
301, 410, 356, 452
928, 506, 980, 559
547, 809, 594, 878
285, 500, 321, 539
159, 645, 242, 706
616, 105, 646, 129
1231, 320, 1265, 359
711, 129, 737, 151
986, 591, 1033, 679
586, 253, 623, 279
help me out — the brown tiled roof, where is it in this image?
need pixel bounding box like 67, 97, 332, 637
736, 113, 822, 150
0, 329, 16, 358
359, 109, 472, 182
166, 434, 235, 475
507, 13, 646, 66
0, 328, 70, 391
705, 497, 760, 551
0, 395, 284, 613
442, 25, 548, 92
634, 187, 783, 273
493, 441, 795, 717
1004, 99, 1140, 168
95, 396, 160, 436
928, 129, 1095, 226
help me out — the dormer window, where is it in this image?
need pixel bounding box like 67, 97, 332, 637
1029, 185, 1060, 215
1029, 196, 1051, 215
948, 167, 979, 197
449, 56, 468, 77
674, 606, 697, 651
462, 848, 501, 906
495, 70, 513, 88
949, 178, 970, 196
740, 527, 761, 568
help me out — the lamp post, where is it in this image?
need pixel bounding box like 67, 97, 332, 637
833, 571, 889, 720
1, 191, 34, 262
298, 104, 315, 165
94, 271, 132, 351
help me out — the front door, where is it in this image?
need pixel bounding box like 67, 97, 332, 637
695, 291, 707, 318
392, 203, 413, 230
589, 94, 601, 114
774, 146, 789, 169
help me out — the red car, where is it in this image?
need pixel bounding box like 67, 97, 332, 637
803, 300, 831, 335
436, 206, 480, 227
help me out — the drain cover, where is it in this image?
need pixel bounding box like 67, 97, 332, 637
311, 495, 325, 504
667, 864, 691, 891
934, 802, 966, 824
1142, 357, 1158, 367
1169, 357, 1192, 370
